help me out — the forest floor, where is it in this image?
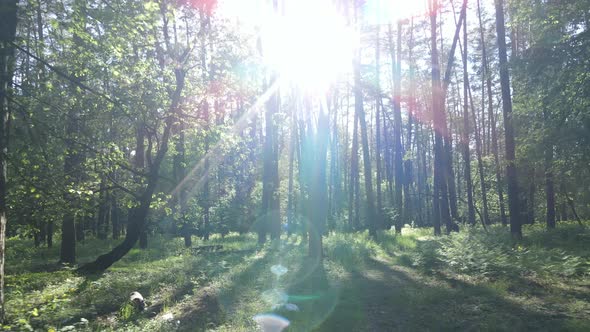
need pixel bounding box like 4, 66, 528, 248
3, 221, 590, 331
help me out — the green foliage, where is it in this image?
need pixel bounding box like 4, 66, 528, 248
409, 223, 590, 278
3, 226, 590, 331
324, 231, 383, 266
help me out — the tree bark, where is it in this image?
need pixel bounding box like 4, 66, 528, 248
355, 48, 378, 236
375, 26, 383, 221
478, 0, 506, 225
461, 2, 476, 226
78, 69, 185, 273
308, 102, 329, 259
543, 108, 555, 229
389, 23, 404, 233
348, 107, 360, 231
494, 0, 522, 238
430, 0, 452, 235
0, 0, 18, 320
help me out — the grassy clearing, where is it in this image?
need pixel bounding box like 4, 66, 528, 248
3, 222, 590, 331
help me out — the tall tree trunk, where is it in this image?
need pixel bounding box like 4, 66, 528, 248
461, 3, 476, 226
405, 19, 416, 227
355, 48, 378, 236
559, 182, 568, 222
308, 103, 329, 259
136, 122, 148, 249
0, 0, 18, 320
328, 93, 340, 231
173, 119, 190, 246
375, 26, 383, 220
478, 0, 506, 225
61, 0, 92, 264
494, 0, 522, 238
444, 138, 459, 223
391, 22, 405, 233
527, 169, 535, 224
466, 70, 490, 228
348, 110, 360, 231
203, 103, 211, 241
287, 104, 296, 235
544, 108, 555, 229
46, 220, 53, 247
260, 86, 279, 242
269, 89, 281, 241
430, 0, 455, 235
111, 197, 120, 239
60, 107, 79, 263
97, 177, 109, 240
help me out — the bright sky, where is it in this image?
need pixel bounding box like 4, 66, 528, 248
217, 0, 429, 93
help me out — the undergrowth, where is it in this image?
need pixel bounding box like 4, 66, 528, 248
405, 222, 590, 279
2, 222, 589, 331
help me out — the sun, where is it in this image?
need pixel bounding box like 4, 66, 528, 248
218, 0, 356, 93
259, 1, 356, 93
218, 0, 428, 93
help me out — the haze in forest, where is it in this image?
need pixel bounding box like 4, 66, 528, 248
0, 0, 589, 330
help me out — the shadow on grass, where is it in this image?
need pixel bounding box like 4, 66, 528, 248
317, 256, 588, 331
175, 248, 272, 331
275, 258, 340, 332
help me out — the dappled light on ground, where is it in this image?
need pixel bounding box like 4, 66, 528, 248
3, 223, 590, 330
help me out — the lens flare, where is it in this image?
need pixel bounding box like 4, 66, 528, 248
270, 264, 288, 277
253, 313, 290, 332
218, 0, 356, 93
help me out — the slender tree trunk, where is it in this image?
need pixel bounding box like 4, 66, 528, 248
559, 182, 568, 222
438, 0, 465, 232
466, 70, 490, 228
46, 220, 53, 247
494, 0, 522, 238
287, 105, 296, 236
60, 105, 79, 263
544, 108, 555, 229
269, 89, 281, 241
430, 0, 446, 235
389, 23, 404, 233
355, 48, 378, 236
461, 3, 476, 226
375, 26, 383, 219
203, 103, 211, 241
405, 19, 416, 227
348, 111, 359, 231
173, 118, 190, 246
0, 0, 18, 320
111, 197, 120, 239
136, 122, 148, 249
328, 93, 340, 231
61, 0, 92, 264
478, 0, 506, 225
97, 177, 108, 240
308, 103, 329, 259
527, 169, 535, 224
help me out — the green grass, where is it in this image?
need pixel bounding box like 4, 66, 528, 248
2, 222, 590, 331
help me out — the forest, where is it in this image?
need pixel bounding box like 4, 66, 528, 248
0, 0, 589, 330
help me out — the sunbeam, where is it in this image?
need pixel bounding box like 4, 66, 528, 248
171, 78, 282, 199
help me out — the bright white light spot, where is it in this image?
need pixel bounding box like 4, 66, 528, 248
363, 0, 429, 24
253, 314, 290, 332
270, 264, 288, 277
284, 303, 299, 311
218, 0, 356, 93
